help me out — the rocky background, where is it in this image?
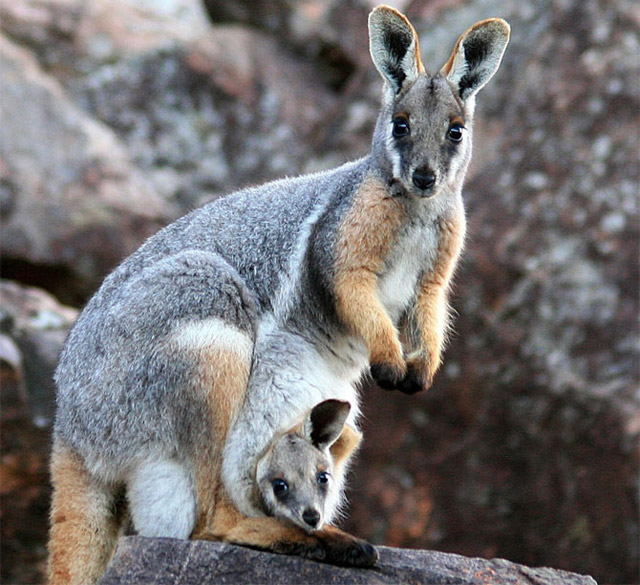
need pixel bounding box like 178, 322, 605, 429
1, 1, 637, 584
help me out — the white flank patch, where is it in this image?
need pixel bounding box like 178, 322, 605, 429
172, 317, 253, 361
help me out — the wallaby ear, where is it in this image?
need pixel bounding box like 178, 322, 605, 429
369, 5, 424, 95
304, 399, 351, 450
440, 18, 510, 101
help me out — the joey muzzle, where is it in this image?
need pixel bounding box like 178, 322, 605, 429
303, 508, 321, 528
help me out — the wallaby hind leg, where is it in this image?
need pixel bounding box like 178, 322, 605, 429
171, 317, 254, 536
48, 441, 121, 585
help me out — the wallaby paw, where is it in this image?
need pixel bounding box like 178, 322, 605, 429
370, 362, 405, 390
318, 533, 378, 568
396, 360, 433, 394
297, 541, 328, 562
225, 534, 327, 562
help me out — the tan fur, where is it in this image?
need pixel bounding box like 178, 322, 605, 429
334, 176, 407, 376
203, 490, 319, 552
191, 345, 252, 535
330, 424, 362, 474
48, 443, 120, 585
198, 487, 372, 563
406, 204, 466, 386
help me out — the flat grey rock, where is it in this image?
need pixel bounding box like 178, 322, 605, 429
98, 536, 598, 585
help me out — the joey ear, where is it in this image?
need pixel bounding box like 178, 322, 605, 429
369, 5, 424, 95
441, 18, 510, 101
304, 400, 351, 450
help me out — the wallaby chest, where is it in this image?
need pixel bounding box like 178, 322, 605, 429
332, 175, 459, 326
376, 196, 455, 322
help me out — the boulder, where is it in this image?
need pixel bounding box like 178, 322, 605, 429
72, 25, 338, 208
98, 536, 597, 585
0, 35, 175, 303
1, 0, 341, 299
0, 0, 211, 76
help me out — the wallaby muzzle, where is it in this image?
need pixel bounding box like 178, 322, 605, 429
412, 167, 437, 193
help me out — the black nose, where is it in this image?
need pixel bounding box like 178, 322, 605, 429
412, 168, 436, 191
302, 508, 321, 528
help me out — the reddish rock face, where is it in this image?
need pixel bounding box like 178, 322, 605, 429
0, 1, 637, 584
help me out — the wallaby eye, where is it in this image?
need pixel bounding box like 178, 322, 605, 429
447, 124, 464, 142
272, 479, 289, 497
392, 117, 410, 138
316, 471, 330, 486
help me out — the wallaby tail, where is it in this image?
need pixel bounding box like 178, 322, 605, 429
48, 440, 123, 585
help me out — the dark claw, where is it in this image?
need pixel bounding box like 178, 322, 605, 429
396, 364, 431, 394
323, 539, 378, 568
361, 543, 379, 566
370, 363, 403, 391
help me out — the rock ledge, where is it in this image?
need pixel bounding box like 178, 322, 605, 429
98, 536, 598, 585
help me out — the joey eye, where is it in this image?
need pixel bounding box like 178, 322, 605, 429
447, 124, 464, 143
316, 471, 330, 486
272, 479, 289, 497
392, 117, 410, 138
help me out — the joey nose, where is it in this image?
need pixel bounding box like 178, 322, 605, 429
303, 508, 321, 528
412, 168, 436, 192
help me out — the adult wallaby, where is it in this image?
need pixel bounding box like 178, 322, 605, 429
48, 5, 510, 584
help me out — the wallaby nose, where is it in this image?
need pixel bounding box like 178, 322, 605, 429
412, 168, 436, 191
302, 508, 321, 528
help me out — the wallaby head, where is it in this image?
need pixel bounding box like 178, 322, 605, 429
369, 5, 510, 198
255, 400, 351, 533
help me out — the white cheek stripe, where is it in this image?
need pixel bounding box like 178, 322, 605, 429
387, 126, 402, 179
